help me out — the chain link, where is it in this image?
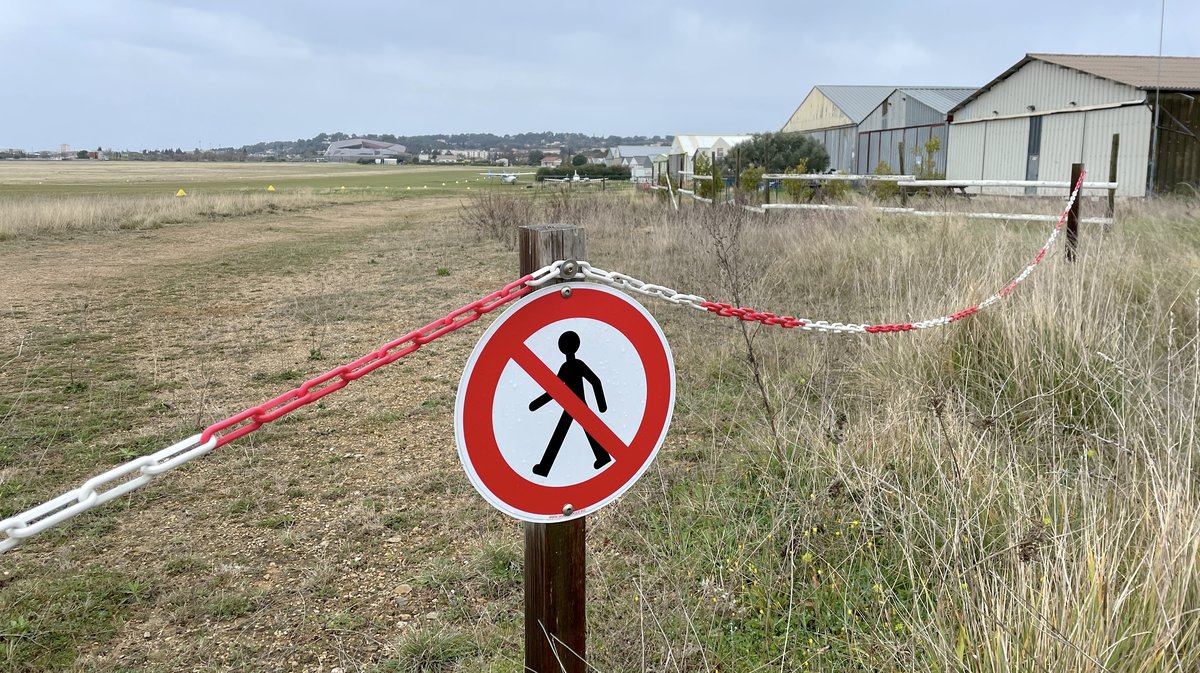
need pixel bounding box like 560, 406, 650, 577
577, 170, 1084, 334
0, 262, 563, 555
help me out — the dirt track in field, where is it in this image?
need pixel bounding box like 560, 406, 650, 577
1, 198, 541, 671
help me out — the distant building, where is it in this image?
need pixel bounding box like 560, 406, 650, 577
541, 155, 563, 168
606, 145, 670, 167
667, 135, 752, 178
324, 138, 407, 162
947, 53, 1200, 196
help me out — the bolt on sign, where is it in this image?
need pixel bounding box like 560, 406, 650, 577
455, 282, 675, 522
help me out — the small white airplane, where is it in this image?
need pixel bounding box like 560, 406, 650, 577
542, 170, 607, 185
479, 170, 535, 185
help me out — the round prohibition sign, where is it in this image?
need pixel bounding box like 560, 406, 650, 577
455, 282, 675, 523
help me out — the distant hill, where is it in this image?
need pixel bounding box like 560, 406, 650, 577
227, 132, 671, 158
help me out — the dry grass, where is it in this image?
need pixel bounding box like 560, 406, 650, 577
0, 191, 331, 239
2, 186, 1199, 671
569, 194, 1200, 671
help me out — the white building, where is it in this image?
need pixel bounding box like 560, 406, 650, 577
946, 53, 1200, 197
667, 135, 753, 178
324, 139, 406, 162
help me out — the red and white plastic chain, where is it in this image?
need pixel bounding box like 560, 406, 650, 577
0, 261, 566, 554
0, 176, 1083, 553
572, 170, 1085, 334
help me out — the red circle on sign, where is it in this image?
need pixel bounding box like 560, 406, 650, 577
455, 283, 674, 522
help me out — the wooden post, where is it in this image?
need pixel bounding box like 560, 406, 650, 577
898, 141, 907, 207
711, 150, 718, 207
1067, 163, 1082, 263
518, 224, 588, 673
735, 147, 742, 206
1107, 133, 1119, 221
764, 140, 771, 206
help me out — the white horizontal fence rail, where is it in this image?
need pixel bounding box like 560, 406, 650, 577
896, 179, 1118, 191
759, 202, 1112, 225
763, 173, 915, 182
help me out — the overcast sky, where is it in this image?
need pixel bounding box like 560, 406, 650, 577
3, 0, 1197, 151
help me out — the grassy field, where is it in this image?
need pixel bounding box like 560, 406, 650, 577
0, 161, 511, 198
0, 162, 615, 240
1, 169, 1199, 672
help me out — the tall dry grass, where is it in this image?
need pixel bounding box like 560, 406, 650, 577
473, 190, 1200, 670
0, 191, 330, 239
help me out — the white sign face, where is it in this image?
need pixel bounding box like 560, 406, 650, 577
455, 283, 675, 523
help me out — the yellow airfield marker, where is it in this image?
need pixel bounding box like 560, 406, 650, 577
406, 186, 411, 190
175, 188, 187, 197
442, 182, 446, 186
267, 184, 276, 192
340, 185, 346, 190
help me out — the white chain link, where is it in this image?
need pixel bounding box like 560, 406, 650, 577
572, 261, 710, 310
0, 434, 216, 554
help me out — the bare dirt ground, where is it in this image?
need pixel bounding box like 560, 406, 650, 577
1, 198, 547, 671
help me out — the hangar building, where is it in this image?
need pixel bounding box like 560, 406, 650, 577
780, 86, 973, 174
324, 139, 407, 162
946, 53, 1200, 197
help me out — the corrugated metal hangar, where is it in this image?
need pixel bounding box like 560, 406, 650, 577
780, 85, 973, 175
946, 53, 1200, 197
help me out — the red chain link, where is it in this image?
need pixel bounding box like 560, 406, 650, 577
699, 302, 807, 328
694, 170, 1084, 335
199, 274, 535, 448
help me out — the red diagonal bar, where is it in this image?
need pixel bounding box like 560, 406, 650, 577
511, 344, 630, 459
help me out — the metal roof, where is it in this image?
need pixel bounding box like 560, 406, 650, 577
669, 135, 754, 156
815, 86, 896, 124
899, 87, 976, 114
615, 145, 670, 158
1031, 53, 1200, 91
951, 53, 1200, 114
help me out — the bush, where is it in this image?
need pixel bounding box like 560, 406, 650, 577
783, 160, 813, 203
720, 132, 829, 174
693, 153, 721, 200
870, 161, 901, 200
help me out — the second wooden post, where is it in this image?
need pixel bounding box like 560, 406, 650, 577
1067, 163, 1083, 263
519, 223, 588, 673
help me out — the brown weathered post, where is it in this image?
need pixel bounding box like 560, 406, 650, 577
1067, 163, 1083, 263
1107, 133, 1119, 221
735, 147, 742, 206
764, 139, 771, 206
711, 150, 718, 207
518, 224, 588, 673
898, 141, 907, 207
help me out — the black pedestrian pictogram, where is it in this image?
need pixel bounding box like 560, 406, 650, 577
528, 331, 611, 477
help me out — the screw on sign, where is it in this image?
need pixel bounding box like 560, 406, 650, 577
455, 282, 675, 522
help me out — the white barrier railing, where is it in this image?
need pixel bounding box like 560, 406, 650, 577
896, 179, 1118, 191
764, 173, 915, 182
759, 202, 1112, 225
